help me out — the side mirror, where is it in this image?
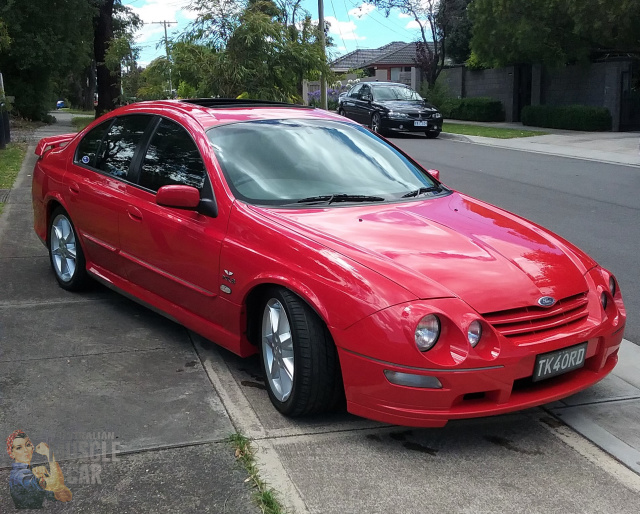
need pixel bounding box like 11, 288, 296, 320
364, 94, 373, 103
156, 185, 201, 209
427, 169, 440, 181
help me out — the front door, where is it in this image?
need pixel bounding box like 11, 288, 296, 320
119, 117, 226, 321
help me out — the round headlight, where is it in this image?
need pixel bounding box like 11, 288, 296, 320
467, 320, 482, 347
609, 276, 616, 297
600, 292, 608, 310
415, 314, 440, 352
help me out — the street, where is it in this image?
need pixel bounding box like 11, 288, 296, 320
389, 134, 640, 344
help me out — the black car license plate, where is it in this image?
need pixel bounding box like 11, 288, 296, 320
532, 342, 587, 382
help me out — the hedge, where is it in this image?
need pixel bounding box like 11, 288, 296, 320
439, 97, 505, 122
521, 105, 612, 131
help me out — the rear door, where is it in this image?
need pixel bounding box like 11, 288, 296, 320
341, 84, 363, 121
66, 115, 153, 276
119, 117, 226, 320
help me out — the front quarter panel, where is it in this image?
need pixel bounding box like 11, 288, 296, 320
220, 202, 417, 330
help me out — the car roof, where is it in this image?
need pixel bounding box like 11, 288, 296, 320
367, 82, 409, 88
110, 99, 347, 131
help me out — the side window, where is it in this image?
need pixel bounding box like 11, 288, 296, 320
349, 84, 362, 98
96, 115, 152, 179
139, 118, 206, 192
74, 120, 111, 168
360, 85, 371, 99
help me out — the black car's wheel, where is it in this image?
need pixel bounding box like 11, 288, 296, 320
337, 108, 346, 117
48, 207, 89, 291
371, 113, 387, 136
425, 131, 440, 139
260, 287, 343, 416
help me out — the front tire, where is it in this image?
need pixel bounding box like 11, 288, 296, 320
260, 287, 343, 417
48, 207, 89, 291
425, 131, 440, 139
371, 113, 387, 136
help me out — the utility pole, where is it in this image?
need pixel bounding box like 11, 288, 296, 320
150, 20, 177, 97
318, 0, 327, 109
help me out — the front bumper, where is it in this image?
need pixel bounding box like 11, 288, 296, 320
383, 117, 443, 133
333, 293, 625, 427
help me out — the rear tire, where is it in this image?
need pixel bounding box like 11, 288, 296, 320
48, 207, 89, 291
260, 287, 343, 417
425, 131, 440, 139
337, 108, 346, 117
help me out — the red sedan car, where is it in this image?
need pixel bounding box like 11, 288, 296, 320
32, 99, 626, 427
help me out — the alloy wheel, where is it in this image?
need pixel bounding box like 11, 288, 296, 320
262, 298, 295, 402
50, 214, 77, 282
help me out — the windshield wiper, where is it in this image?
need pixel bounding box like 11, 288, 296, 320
295, 194, 385, 205
401, 186, 442, 198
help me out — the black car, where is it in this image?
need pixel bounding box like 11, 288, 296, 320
337, 82, 443, 138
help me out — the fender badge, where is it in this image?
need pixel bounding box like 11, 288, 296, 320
220, 285, 232, 294
538, 296, 556, 307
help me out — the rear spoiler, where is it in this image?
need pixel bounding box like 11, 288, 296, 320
35, 133, 76, 157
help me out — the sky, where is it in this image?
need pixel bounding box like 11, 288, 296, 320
122, 0, 424, 67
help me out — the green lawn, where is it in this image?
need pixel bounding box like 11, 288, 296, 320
72, 116, 95, 132
0, 142, 28, 215
443, 122, 547, 139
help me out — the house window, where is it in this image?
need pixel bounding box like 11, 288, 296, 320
404, 67, 411, 72
390, 67, 401, 82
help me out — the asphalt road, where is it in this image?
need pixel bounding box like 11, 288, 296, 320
389, 134, 640, 344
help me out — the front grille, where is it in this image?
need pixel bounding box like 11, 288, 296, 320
405, 112, 433, 120
482, 292, 589, 344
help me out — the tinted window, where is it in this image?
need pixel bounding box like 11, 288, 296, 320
96, 115, 151, 179
348, 84, 362, 98
75, 120, 111, 167
139, 118, 206, 192
207, 119, 445, 205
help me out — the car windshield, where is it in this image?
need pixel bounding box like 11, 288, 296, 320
373, 86, 423, 102
207, 119, 446, 206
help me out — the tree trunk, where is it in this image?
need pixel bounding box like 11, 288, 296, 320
94, 0, 119, 117
82, 61, 97, 112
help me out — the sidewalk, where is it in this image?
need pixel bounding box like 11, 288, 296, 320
0, 113, 258, 512
442, 119, 640, 167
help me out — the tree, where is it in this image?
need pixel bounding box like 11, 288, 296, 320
0, 0, 94, 120
469, 0, 640, 68
94, 0, 119, 116
176, 0, 329, 101
444, 0, 472, 64
371, 0, 467, 88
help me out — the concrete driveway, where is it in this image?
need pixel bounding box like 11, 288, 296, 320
1, 114, 639, 513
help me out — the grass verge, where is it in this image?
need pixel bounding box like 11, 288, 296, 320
229, 433, 285, 514
72, 116, 95, 132
443, 122, 547, 139
60, 108, 95, 115
0, 142, 28, 215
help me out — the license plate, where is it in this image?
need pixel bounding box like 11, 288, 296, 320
414, 121, 429, 127
532, 342, 587, 382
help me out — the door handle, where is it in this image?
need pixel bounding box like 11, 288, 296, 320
69, 182, 80, 195
127, 206, 143, 221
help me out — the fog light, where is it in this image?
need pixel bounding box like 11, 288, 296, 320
468, 320, 482, 347
609, 276, 616, 296
415, 314, 440, 351
601, 292, 608, 310
384, 370, 442, 389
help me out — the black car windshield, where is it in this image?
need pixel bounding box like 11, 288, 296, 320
373, 86, 423, 102
207, 119, 447, 206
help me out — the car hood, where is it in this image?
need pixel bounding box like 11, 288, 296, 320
253, 193, 594, 314
374, 100, 438, 113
